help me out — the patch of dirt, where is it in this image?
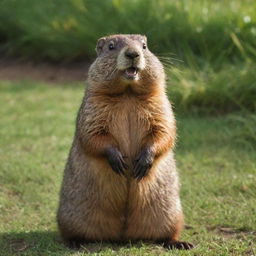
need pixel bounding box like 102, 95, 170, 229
9, 238, 31, 252
207, 226, 256, 240
0, 58, 91, 84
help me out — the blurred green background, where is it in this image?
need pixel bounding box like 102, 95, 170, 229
0, 0, 256, 113
0, 1, 256, 255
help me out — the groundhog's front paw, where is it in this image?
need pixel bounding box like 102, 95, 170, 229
105, 147, 128, 175
134, 148, 154, 180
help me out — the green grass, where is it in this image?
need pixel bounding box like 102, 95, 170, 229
0, 80, 255, 255
1, 0, 256, 63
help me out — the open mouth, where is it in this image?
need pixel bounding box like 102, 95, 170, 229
124, 67, 138, 80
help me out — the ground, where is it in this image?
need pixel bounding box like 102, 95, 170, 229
0, 81, 255, 256
0, 59, 89, 84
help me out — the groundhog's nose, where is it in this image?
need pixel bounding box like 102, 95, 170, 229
125, 49, 140, 59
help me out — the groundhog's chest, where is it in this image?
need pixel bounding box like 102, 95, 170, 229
107, 98, 152, 162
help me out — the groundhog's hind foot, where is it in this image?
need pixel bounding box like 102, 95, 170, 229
65, 237, 87, 250
164, 241, 194, 250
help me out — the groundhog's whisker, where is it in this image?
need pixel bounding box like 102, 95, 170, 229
157, 56, 183, 71
158, 59, 174, 70
156, 53, 183, 66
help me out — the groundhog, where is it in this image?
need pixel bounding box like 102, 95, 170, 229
57, 34, 194, 250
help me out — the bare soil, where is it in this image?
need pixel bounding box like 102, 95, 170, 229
0, 58, 91, 83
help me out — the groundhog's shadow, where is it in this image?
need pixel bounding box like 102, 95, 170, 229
0, 231, 147, 255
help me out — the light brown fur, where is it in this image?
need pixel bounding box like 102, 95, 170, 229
57, 34, 193, 249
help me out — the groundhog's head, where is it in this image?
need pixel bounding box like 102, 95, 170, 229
88, 34, 165, 95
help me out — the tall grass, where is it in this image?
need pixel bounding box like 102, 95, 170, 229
0, 0, 256, 64
168, 63, 256, 113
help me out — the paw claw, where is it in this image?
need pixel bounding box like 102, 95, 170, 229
164, 241, 194, 250
106, 147, 128, 175
133, 148, 154, 180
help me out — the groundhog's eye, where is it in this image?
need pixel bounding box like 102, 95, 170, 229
142, 43, 147, 49
108, 43, 115, 50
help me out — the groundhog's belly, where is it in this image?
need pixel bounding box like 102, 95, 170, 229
108, 103, 150, 165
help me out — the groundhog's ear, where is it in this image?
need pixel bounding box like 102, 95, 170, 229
96, 37, 106, 56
